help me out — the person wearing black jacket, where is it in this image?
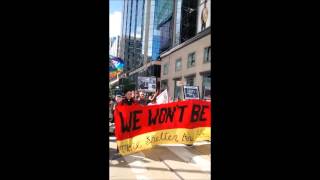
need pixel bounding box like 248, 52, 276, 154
120, 89, 136, 105
113, 88, 136, 157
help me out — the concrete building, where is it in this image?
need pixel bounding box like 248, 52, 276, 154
160, 27, 211, 100
160, 0, 211, 100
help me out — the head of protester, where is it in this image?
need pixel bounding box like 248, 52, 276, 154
137, 91, 148, 105
134, 91, 140, 100
121, 88, 135, 105
115, 95, 122, 103
139, 91, 145, 99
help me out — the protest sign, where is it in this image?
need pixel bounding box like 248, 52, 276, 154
156, 89, 168, 104
114, 100, 211, 155
138, 76, 156, 92
183, 86, 200, 100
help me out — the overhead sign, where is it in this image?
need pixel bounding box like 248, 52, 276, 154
138, 76, 156, 92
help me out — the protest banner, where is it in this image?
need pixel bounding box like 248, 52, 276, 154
156, 89, 168, 104
114, 100, 211, 155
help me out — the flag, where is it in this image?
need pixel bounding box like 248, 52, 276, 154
109, 55, 124, 79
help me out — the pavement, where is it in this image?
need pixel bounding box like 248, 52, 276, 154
109, 136, 211, 180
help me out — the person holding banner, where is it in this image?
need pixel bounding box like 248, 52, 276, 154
114, 88, 136, 155
111, 95, 122, 123
120, 89, 136, 106
147, 90, 159, 105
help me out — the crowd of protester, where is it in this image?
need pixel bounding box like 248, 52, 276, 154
110, 88, 211, 110
109, 88, 212, 154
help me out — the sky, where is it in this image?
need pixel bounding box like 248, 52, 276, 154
109, 0, 123, 38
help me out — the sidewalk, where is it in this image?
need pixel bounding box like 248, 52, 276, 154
109, 136, 211, 180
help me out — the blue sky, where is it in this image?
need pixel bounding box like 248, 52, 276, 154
110, 0, 123, 13
109, 0, 123, 37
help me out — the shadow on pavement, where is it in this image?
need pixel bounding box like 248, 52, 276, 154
140, 144, 210, 163
109, 135, 210, 164
109, 163, 210, 174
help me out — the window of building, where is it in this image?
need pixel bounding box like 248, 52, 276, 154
204, 46, 211, 63
202, 73, 211, 99
174, 79, 182, 100
163, 64, 169, 75
186, 77, 195, 86
187, 52, 196, 68
175, 58, 182, 71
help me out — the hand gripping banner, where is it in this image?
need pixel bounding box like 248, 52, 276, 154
114, 100, 211, 155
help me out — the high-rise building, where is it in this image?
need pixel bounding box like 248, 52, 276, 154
157, 0, 198, 54
120, 0, 145, 72
119, 0, 162, 90
157, 0, 174, 53
109, 35, 120, 57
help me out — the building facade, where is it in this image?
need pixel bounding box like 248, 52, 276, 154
109, 35, 120, 57
160, 0, 211, 100
160, 28, 211, 100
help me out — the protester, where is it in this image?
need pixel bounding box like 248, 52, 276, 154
111, 95, 123, 126
115, 95, 122, 103
109, 98, 115, 123
132, 90, 138, 101
147, 90, 159, 105
114, 89, 136, 155
120, 89, 136, 105
137, 91, 148, 105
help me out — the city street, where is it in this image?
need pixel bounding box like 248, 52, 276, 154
109, 136, 211, 180
109, 0, 212, 179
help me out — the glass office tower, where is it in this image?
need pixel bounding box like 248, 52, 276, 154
121, 0, 145, 72
157, 0, 198, 54
119, 0, 164, 90
157, 0, 174, 53
121, 0, 162, 72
